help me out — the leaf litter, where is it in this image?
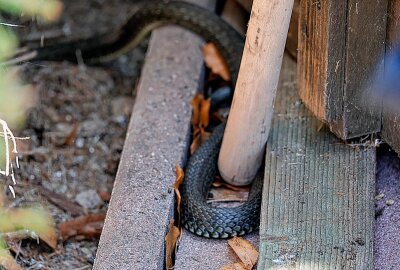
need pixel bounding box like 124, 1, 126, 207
4, 0, 149, 265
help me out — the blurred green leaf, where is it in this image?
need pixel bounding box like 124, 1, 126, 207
0, 68, 35, 128
0, 207, 57, 248
0, 27, 18, 61
0, 0, 63, 22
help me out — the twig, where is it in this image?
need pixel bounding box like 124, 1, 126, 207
0, 51, 38, 66
0, 119, 21, 197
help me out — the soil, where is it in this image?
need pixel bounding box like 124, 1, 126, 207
5, 0, 147, 269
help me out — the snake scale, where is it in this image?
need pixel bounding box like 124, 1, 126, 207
17, 0, 263, 238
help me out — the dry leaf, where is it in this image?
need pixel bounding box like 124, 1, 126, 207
190, 95, 211, 154
212, 180, 250, 192
58, 214, 106, 241
0, 249, 22, 270
200, 97, 211, 128
173, 164, 184, 224
228, 237, 259, 270
165, 219, 180, 270
202, 43, 231, 81
220, 262, 247, 270
63, 123, 80, 146
208, 188, 249, 204
191, 94, 203, 127
5, 208, 58, 249
190, 128, 202, 154
98, 190, 111, 202
38, 227, 58, 250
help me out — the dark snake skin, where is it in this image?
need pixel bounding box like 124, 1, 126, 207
13, 0, 263, 238
182, 124, 263, 238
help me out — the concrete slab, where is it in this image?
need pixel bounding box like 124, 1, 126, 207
93, 1, 217, 269
175, 232, 259, 270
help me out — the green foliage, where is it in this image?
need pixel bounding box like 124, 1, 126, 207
0, 0, 63, 22
0, 28, 18, 61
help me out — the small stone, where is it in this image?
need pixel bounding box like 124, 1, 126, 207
111, 96, 134, 117
375, 193, 385, 200
386, 199, 395, 206
75, 189, 103, 209
75, 137, 85, 148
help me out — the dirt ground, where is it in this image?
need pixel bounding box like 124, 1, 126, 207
6, 0, 147, 269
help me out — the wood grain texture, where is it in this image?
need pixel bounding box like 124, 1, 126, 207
383, 0, 400, 154
233, 0, 300, 60
298, 0, 387, 140
218, 0, 294, 185
258, 56, 375, 269
286, 0, 300, 59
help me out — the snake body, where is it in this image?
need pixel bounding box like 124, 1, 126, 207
19, 1, 262, 238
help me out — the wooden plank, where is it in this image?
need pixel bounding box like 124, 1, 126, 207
382, 0, 400, 154
298, 0, 387, 140
286, 0, 300, 59
258, 56, 375, 269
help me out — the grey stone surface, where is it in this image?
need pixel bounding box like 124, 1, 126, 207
175, 232, 259, 270
93, 26, 204, 270
75, 189, 103, 209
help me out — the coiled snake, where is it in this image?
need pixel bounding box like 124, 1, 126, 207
13, 0, 263, 238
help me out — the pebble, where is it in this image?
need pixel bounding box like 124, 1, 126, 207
386, 199, 395, 206
375, 193, 385, 200
75, 189, 103, 209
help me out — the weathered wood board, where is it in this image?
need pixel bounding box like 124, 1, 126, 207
298, 0, 387, 140
258, 56, 375, 269
382, 0, 400, 154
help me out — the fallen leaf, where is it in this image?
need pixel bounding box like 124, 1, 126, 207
190, 95, 211, 154
212, 180, 250, 192
190, 128, 202, 155
165, 219, 180, 270
199, 97, 211, 128
58, 214, 106, 241
37, 227, 58, 250
1, 208, 58, 250
228, 237, 259, 270
63, 122, 80, 146
173, 165, 185, 224
208, 188, 249, 204
191, 94, 203, 127
38, 185, 85, 217
202, 42, 231, 81
220, 262, 247, 270
98, 190, 111, 202
0, 249, 22, 270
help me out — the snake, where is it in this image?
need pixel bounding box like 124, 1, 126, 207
11, 0, 263, 238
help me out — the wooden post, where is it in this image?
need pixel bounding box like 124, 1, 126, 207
218, 0, 294, 185
382, 0, 400, 154
298, 0, 388, 140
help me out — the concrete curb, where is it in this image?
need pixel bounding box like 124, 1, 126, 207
175, 232, 259, 269
93, 1, 218, 269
